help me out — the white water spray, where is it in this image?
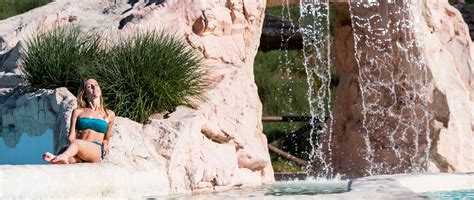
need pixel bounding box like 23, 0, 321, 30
298, 0, 333, 178
348, 0, 430, 175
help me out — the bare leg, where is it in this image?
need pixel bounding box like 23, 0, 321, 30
49, 139, 101, 164
68, 156, 83, 164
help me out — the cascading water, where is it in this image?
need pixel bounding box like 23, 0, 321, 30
273, 0, 431, 178
348, 0, 430, 175
298, 0, 334, 178
279, 0, 298, 116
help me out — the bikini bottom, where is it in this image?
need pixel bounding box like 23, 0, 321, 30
92, 141, 104, 160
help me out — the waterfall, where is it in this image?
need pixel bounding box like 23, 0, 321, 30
348, 0, 430, 175
298, 0, 334, 178
277, 0, 431, 178
280, 0, 298, 115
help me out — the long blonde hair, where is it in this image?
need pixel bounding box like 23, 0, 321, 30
77, 78, 109, 118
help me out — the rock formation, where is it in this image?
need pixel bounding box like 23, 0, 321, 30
331, 0, 474, 178
0, 0, 273, 197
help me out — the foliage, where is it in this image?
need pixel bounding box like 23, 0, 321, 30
266, 5, 300, 23
22, 27, 204, 124
449, 0, 474, 4
0, 0, 53, 20
254, 50, 312, 160
255, 5, 339, 168
271, 154, 306, 173
22, 26, 104, 94
94, 32, 204, 123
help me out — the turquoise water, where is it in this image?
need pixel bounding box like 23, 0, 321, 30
148, 179, 349, 199
422, 189, 474, 199
266, 179, 349, 195
0, 129, 54, 164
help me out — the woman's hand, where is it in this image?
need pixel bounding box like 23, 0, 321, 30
103, 142, 110, 156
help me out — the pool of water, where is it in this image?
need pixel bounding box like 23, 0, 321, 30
267, 179, 349, 195
0, 129, 54, 164
147, 179, 350, 199
421, 189, 474, 199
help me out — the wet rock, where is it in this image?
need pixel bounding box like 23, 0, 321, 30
332, 0, 474, 177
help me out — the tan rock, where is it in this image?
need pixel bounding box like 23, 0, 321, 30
331, 0, 474, 177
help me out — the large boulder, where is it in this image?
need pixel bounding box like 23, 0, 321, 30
331, 0, 474, 177
0, 0, 273, 197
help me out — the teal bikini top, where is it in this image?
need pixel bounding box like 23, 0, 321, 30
77, 117, 108, 134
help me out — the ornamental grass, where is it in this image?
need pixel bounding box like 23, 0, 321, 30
22, 27, 204, 123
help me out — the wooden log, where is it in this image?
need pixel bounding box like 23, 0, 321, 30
268, 144, 308, 166
262, 115, 312, 122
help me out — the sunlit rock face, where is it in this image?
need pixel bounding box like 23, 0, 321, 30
332, 0, 474, 178
0, 0, 273, 196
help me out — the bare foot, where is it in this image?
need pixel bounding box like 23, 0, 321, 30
43, 152, 56, 162
51, 154, 69, 164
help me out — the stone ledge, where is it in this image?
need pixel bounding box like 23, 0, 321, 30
396, 173, 474, 193
325, 173, 474, 199
0, 163, 169, 198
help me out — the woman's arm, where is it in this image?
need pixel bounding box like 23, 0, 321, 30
68, 109, 80, 142
103, 110, 115, 155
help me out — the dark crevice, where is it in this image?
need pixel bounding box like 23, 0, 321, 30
118, 14, 135, 29
429, 120, 454, 172
433, 88, 449, 128
1, 42, 22, 73
128, 0, 139, 7
455, 3, 474, 40
145, 0, 165, 7
121, 8, 133, 15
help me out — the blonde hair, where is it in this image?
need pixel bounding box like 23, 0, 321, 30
77, 78, 109, 118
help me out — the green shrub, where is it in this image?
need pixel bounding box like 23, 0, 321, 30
21, 27, 204, 124
254, 49, 338, 161
254, 50, 312, 159
94, 32, 204, 123
271, 154, 306, 172
0, 0, 53, 20
258, 5, 338, 168
21, 26, 104, 94
266, 5, 300, 23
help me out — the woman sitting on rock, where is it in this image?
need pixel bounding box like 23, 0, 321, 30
43, 78, 115, 164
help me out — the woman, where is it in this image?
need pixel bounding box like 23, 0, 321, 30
43, 78, 115, 164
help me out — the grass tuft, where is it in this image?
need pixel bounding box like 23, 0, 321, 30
21, 27, 204, 124
0, 0, 53, 20
95, 31, 204, 123
21, 26, 104, 94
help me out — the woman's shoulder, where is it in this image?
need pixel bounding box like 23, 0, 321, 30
72, 108, 85, 116
106, 109, 115, 118
105, 110, 115, 124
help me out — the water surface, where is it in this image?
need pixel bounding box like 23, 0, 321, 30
147, 179, 349, 199
422, 189, 474, 199
0, 129, 54, 164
